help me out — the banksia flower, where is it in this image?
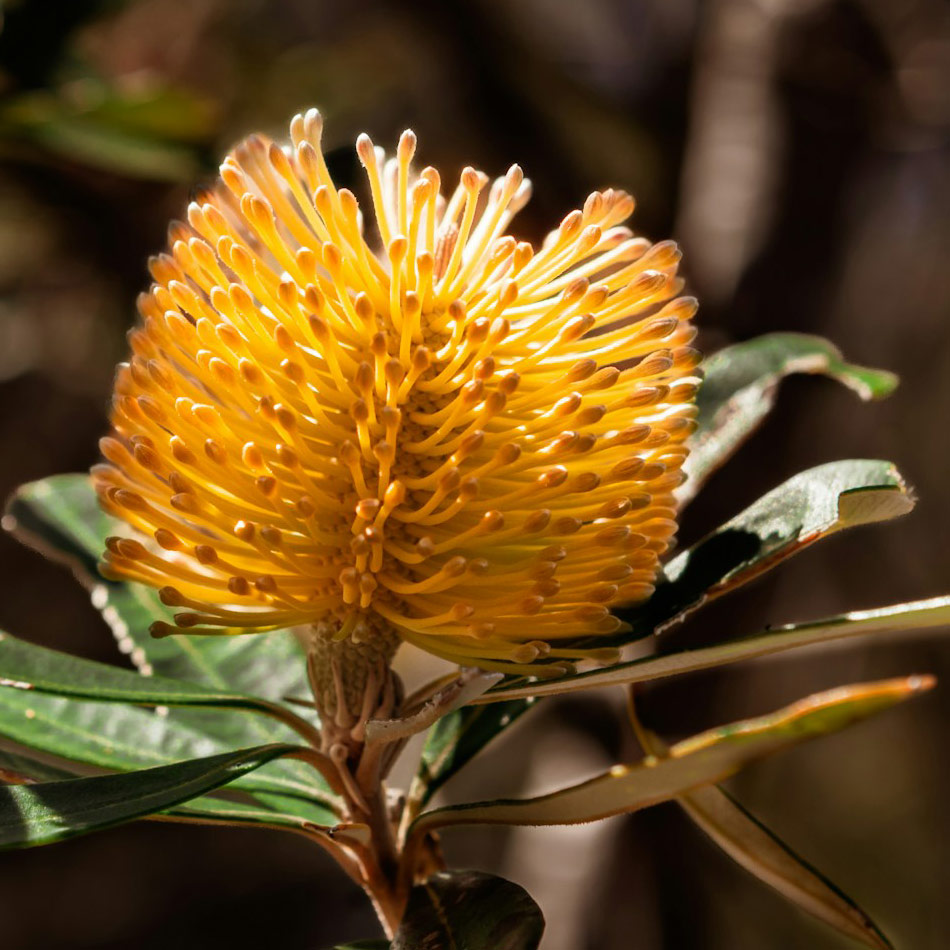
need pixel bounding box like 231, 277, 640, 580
94, 109, 700, 676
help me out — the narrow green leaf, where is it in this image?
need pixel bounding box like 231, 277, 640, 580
0, 689, 339, 823
412, 677, 931, 835
683, 333, 898, 503
393, 870, 544, 950
622, 459, 911, 640
477, 596, 950, 703
0, 750, 338, 831
0, 629, 302, 721
162, 792, 338, 833
0, 83, 213, 182
0, 744, 302, 849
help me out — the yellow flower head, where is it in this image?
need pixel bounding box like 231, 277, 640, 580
94, 109, 700, 676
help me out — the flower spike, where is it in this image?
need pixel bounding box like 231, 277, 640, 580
94, 110, 699, 675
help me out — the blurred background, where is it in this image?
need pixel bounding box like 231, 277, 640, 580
0, 0, 948, 947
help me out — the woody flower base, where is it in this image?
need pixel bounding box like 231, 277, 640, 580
0, 110, 947, 948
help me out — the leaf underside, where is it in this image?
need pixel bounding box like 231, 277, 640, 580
629, 698, 892, 950
477, 596, 950, 704
413, 677, 930, 836
0, 744, 303, 849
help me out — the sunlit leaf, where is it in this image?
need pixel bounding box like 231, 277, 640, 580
477, 596, 950, 703
615, 458, 912, 642
0, 629, 313, 729
682, 333, 897, 504
412, 677, 931, 835
0, 744, 303, 849
392, 870, 544, 950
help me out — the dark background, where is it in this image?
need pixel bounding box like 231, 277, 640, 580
0, 0, 948, 947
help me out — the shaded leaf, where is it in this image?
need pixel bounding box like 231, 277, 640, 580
0, 81, 216, 181
412, 677, 931, 835
0, 748, 338, 831
19, 114, 200, 180
330, 941, 390, 949
161, 792, 339, 834
629, 701, 891, 949
0, 744, 302, 848
365, 670, 502, 745
393, 870, 544, 950
680, 788, 890, 948
477, 596, 950, 703
682, 334, 897, 503
409, 699, 536, 809
0, 749, 75, 784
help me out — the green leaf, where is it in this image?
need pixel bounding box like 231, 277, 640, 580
476, 596, 950, 703
0, 744, 302, 849
0, 629, 312, 726
0, 684, 340, 827
512, 458, 914, 675
624, 459, 911, 638
411, 677, 931, 835
629, 701, 891, 949
409, 699, 536, 809
393, 870, 544, 950
0, 685, 316, 795
0, 689, 218, 772
682, 333, 897, 503
0, 749, 338, 831
3, 475, 336, 817
77, 82, 216, 143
